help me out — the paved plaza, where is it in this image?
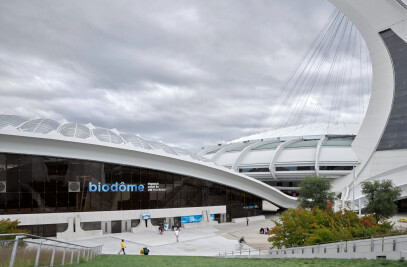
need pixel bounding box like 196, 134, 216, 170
68, 215, 277, 256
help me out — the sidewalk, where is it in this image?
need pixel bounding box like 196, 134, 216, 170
66, 216, 276, 256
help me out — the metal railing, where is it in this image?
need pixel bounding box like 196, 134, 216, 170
218, 234, 407, 260
0, 233, 103, 267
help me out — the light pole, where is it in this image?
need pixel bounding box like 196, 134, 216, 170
352, 164, 355, 211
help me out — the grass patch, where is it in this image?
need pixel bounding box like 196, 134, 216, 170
76, 255, 407, 267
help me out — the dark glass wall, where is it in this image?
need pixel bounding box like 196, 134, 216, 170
377, 29, 407, 151
0, 153, 262, 219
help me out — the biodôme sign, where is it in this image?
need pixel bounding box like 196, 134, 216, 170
89, 182, 144, 192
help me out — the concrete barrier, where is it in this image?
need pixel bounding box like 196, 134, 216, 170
232, 215, 265, 224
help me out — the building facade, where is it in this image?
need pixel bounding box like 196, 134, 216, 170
0, 115, 297, 237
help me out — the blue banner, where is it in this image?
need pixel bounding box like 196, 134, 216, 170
181, 214, 215, 224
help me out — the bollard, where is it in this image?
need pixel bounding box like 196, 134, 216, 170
50, 245, 56, 267
34, 241, 43, 267
393, 239, 396, 252
259, 248, 261, 255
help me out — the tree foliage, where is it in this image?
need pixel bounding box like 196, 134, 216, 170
268, 206, 398, 248
0, 219, 27, 240
298, 176, 335, 210
362, 179, 401, 222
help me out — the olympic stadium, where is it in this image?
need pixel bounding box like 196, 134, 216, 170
1, 0, 407, 239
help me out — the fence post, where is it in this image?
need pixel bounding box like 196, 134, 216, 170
77, 249, 80, 263
87, 249, 90, 261
83, 248, 86, 258
9, 235, 23, 267
259, 248, 261, 255
50, 245, 56, 267
382, 237, 384, 252
62, 245, 67, 265
371, 236, 374, 252
393, 239, 396, 251
70, 248, 74, 264
34, 241, 43, 267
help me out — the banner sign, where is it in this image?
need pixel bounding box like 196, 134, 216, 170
142, 213, 151, 220
181, 214, 215, 224
243, 205, 258, 209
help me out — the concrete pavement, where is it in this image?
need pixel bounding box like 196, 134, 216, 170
65, 215, 277, 256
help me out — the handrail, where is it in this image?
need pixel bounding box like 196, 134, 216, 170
0, 233, 98, 249
0, 233, 103, 267
218, 232, 407, 257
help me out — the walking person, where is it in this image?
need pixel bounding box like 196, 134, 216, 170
175, 228, 179, 242
246, 217, 249, 226
118, 239, 126, 255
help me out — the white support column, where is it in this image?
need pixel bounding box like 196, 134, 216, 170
231, 140, 264, 172
269, 138, 302, 180
315, 136, 328, 176
211, 143, 243, 164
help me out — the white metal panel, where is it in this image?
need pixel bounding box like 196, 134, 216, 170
319, 147, 358, 163
277, 148, 316, 163
215, 152, 240, 166
239, 150, 276, 165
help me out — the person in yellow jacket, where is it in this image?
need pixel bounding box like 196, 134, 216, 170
118, 239, 126, 255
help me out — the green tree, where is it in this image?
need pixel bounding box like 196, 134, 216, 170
298, 176, 335, 210
362, 179, 401, 222
0, 218, 27, 240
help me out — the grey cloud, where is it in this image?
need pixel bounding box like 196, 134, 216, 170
0, 0, 359, 151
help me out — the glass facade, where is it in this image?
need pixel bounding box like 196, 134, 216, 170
239, 167, 270, 173
0, 153, 262, 220
275, 166, 315, 171
319, 166, 354, 171
377, 29, 407, 151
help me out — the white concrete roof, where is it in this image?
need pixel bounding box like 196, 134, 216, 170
0, 114, 208, 162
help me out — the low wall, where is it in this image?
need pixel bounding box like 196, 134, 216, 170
232, 215, 265, 224
219, 235, 407, 260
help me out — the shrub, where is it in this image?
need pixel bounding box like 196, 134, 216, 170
268, 206, 400, 248
0, 218, 28, 241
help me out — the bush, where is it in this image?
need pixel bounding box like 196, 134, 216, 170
0, 218, 28, 241
268, 206, 400, 248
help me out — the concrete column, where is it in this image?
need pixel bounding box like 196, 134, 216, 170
102, 221, 111, 234
121, 220, 131, 232
220, 213, 226, 223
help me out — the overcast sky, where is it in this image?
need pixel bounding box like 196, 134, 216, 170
0, 0, 340, 150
